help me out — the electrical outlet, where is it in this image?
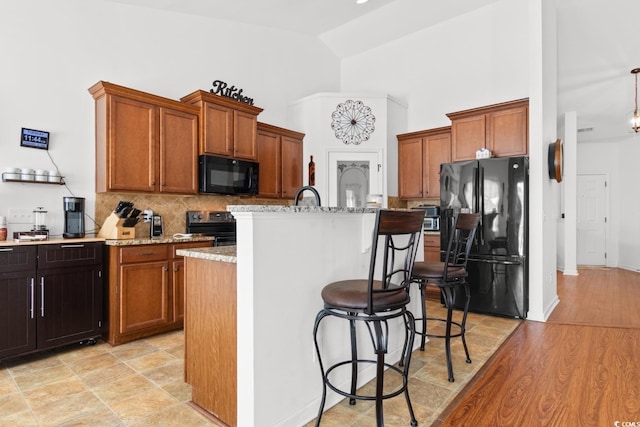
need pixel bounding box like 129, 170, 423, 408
143, 210, 153, 223
8, 209, 34, 224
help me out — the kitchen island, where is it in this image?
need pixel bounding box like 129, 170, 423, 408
178, 206, 423, 427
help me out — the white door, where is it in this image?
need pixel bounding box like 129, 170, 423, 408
577, 174, 607, 265
327, 150, 383, 208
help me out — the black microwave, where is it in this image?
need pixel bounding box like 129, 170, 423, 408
198, 155, 259, 195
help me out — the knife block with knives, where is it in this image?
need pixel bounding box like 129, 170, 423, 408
98, 201, 141, 240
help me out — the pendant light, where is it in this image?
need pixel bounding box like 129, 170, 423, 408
631, 68, 640, 133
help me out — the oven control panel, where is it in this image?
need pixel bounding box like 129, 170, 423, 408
186, 210, 235, 225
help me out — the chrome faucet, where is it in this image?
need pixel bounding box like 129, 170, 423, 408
294, 186, 321, 206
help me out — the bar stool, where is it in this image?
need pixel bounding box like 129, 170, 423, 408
410, 213, 480, 382
312, 209, 425, 427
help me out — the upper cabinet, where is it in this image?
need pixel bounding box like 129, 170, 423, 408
89, 81, 199, 194
447, 99, 528, 161
180, 90, 263, 160
398, 126, 451, 200
256, 122, 304, 199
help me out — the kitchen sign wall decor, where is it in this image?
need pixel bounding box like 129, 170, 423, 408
210, 80, 254, 105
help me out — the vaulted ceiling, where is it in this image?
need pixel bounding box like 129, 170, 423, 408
106, 0, 640, 143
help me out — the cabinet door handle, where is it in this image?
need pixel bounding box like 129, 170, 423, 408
61, 244, 85, 248
30, 278, 34, 319
0, 248, 13, 252
40, 277, 45, 317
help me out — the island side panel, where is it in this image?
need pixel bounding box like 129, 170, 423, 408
184, 257, 237, 426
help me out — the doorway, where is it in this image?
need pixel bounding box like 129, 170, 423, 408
576, 174, 607, 266
327, 150, 383, 208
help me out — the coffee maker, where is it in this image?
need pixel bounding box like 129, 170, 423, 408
63, 197, 85, 238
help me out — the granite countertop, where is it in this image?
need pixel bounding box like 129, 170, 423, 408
103, 235, 215, 246
177, 245, 237, 263
227, 205, 381, 214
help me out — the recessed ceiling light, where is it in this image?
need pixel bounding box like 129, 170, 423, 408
356, 0, 369, 4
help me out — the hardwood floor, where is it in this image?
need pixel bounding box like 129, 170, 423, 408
434, 267, 640, 426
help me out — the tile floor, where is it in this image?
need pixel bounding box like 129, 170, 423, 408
305, 301, 521, 426
0, 300, 519, 426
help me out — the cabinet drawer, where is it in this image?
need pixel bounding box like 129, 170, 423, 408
170, 241, 212, 259
424, 234, 440, 247
38, 243, 103, 269
119, 245, 168, 264
0, 246, 37, 273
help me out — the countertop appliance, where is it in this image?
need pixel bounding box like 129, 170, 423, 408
412, 205, 440, 231
440, 156, 528, 318
151, 215, 163, 238
63, 196, 85, 238
199, 154, 259, 195
186, 210, 236, 246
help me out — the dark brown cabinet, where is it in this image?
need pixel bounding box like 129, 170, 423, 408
36, 243, 104, 350
0, 246, 37, 360
398, 127, 451, 200
447, 99, 528, 161
89, 81, 199, 195
257, 122, 304, 199
181, 90, 263, 160
0, 243, 103, 361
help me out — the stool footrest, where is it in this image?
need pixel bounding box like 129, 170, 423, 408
414, 317, 465, 339
325, 359, 409, 402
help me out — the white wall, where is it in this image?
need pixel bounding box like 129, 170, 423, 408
339, 0, 529, 133
0, 0, 340, 238
617, 136, 640, 271
338, 0, 559, 321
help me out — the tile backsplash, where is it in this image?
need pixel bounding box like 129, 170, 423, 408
94, 193, 406, 238
95, 193, 289, 238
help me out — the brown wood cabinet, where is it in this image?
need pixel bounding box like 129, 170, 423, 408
423, 233, 441, 262
256, 122, 304, 199
180, 90, 263, 160
447, 99, 528, 161
184, 256, 237, 426
89, 81, 199, 195
398, 126, 451, 200
105, 241, 211, 346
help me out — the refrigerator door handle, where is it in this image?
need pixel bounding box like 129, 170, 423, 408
475, 165, 484, 246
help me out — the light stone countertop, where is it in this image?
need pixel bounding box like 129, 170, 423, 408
227, 205, 380, 214
177, 245, 237, 263
103, 235, 215, 246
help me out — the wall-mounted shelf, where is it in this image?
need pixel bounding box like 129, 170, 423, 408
2, 172, 65, 185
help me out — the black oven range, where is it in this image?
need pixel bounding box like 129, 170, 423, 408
186, 210, 236, 246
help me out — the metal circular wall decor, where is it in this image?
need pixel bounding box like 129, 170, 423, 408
331, 100, 375, 145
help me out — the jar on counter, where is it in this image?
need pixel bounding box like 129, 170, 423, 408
0, 216, 7, 241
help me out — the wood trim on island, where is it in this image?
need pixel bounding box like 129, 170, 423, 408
184, 256, 237, 427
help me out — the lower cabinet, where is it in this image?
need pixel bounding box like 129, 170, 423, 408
424, 233, 441, 262
0, 242, 104, 361
105, 241, 212, 345
423, 234, 442, 301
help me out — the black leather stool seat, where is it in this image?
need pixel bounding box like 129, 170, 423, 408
321, 280, 410, 311
312, 209, 425, 427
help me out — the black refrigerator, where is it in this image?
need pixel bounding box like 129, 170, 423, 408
440, 156, 528, 318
